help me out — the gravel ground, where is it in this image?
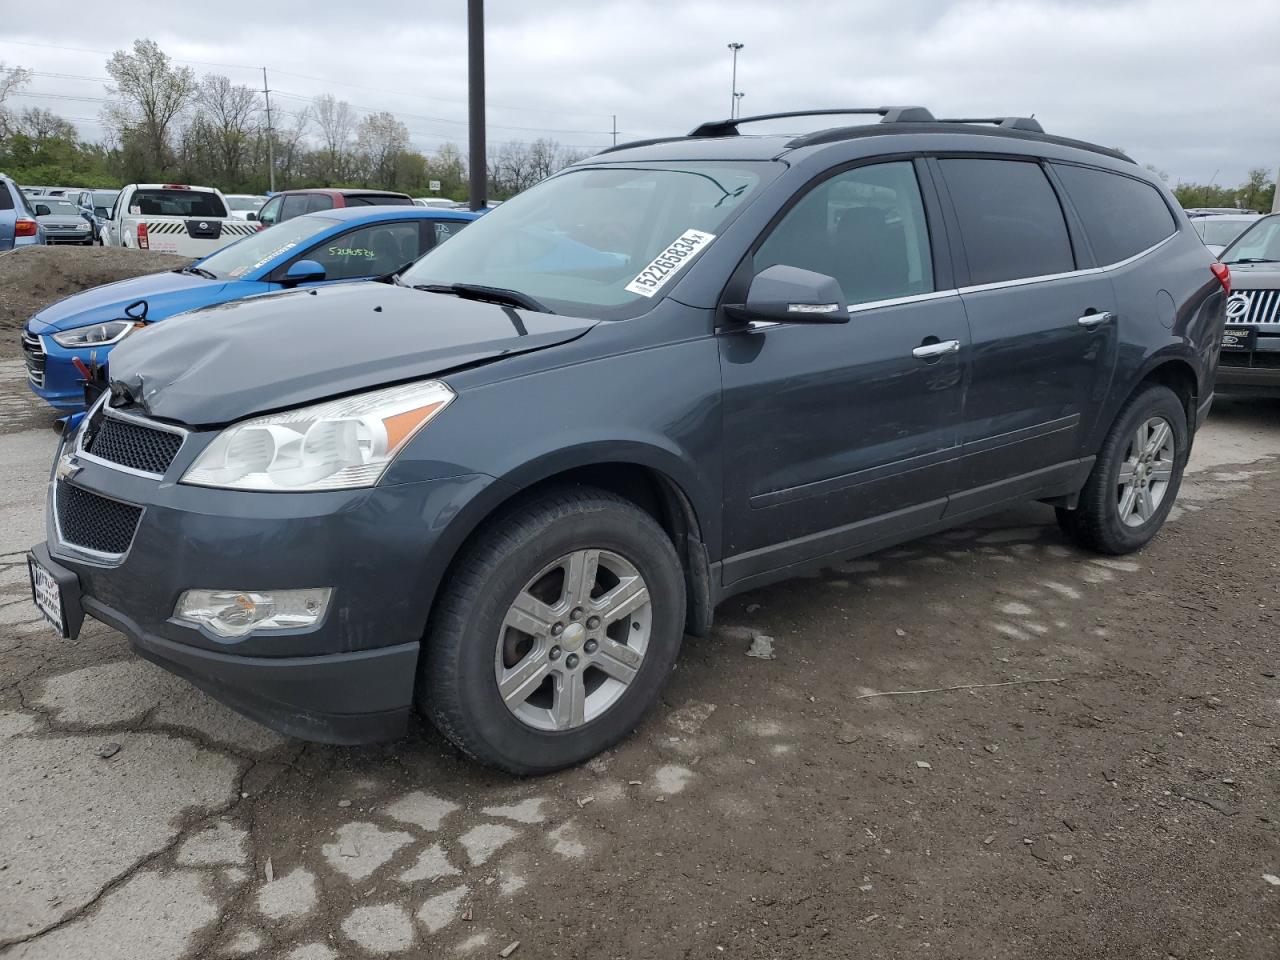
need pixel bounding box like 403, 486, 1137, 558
0, 246, 191, 359
0, 361, 1278, 959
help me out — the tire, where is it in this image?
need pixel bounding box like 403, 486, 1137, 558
1056, 383, 1188, 555
418, 485, 685, 774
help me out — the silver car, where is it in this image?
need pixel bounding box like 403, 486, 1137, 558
31, 197, 93, 245
1191, 213, 1262, 257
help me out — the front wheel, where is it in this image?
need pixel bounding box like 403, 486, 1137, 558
1056, 383, 1188, 555
418, 486, 685, 774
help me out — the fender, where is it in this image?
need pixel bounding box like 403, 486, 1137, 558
1087, 340, 1202, 453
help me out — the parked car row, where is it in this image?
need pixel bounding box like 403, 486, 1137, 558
21, 107, 1231, 776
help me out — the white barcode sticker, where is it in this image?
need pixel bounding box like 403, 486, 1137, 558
624, 229, 716, 298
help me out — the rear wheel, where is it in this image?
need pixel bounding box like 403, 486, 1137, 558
418, 486, 685, 774
1056, 383, 1188, 554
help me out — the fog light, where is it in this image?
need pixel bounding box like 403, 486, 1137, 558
174, 588, 332, 638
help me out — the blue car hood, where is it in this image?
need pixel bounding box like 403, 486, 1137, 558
108, 281, 598, 426
27, 271, 240, 334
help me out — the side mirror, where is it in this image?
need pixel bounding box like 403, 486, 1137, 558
283, 259, 326, 287
246, 212, 258, 222
723, 264, 849, 324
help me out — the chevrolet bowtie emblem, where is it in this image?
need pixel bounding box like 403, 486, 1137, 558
55, 455, 82, 482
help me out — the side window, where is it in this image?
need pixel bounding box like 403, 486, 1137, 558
754, 161, 934, 305
0, 184, 13, 212
280, 194, 313, 222
306, 223, 422, 280
258, 196, 282, 226
939, 158, 1075, 285
1052, 164, 1176, 265
431, 220, 467, 247
305, 194, 334, 214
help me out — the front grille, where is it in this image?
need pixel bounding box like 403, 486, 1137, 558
55, 483, 142, 555
1231, 289, 1280, 326
85, 415, 184, 475
21, 332, 45, 387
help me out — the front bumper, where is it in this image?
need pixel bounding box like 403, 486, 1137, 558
38, 431, 502, 743
1216, 359, 1280, 396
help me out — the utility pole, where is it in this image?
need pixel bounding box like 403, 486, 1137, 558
262, 67, 276, 193
467, 0, 487, 211
611, 114, 617, 147
727, 42, 743, 118
1273, 164, 1280, 213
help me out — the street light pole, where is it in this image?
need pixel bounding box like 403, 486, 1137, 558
467, 0, 487, 211
727, 42, 743, 118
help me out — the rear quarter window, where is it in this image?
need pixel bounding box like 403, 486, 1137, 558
0, 182, 13, 211
345, 194, 413, 207
1052, 164, 1176, 265
939, 158, 1075, 285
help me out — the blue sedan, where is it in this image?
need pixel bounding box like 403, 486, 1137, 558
23, 206, 477, 410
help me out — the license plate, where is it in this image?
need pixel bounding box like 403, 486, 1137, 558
1222, 327, 1256, 351
28, 556, 68, 638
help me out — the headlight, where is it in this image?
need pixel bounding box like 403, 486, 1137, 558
181, 380, 455, 491
51, 320, 139, 348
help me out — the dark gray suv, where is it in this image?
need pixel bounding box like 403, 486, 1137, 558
28, 108, 1227, 773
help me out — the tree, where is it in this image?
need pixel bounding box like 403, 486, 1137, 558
104, 39, 198, 175
313, 94, 356, 183
0, 62, 32, 138
1240, 167, 1270, 212
356, 111, 410, 188
12, 107, 77, 143
196, 74, 260, 186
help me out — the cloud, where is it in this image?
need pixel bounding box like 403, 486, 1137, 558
1, 0, 1275, 184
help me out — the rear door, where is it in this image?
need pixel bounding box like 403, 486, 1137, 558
718, 159, 970, 582
934, 156, 1119, 489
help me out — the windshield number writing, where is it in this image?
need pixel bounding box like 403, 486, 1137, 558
624, 229, 716, 298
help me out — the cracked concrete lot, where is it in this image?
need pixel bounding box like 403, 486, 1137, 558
2, 374, 1279, 960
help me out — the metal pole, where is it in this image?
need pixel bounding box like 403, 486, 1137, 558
467, 0, 487, 211
727, 43, 743, 118
611, 114, 617, 147
262, 67, 275, 192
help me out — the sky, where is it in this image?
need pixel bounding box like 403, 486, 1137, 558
1, 0, 1276, 187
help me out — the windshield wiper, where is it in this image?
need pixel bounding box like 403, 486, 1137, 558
414, 282, 554, 314
178, 265, 218, 279
1227, 257, 1279, 264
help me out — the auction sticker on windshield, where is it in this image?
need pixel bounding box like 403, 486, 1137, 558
624, 229, 716, 298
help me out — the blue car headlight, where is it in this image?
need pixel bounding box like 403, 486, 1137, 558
51, 320, 140, 348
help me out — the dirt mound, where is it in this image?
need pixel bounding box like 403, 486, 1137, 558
0, 246, 191, 358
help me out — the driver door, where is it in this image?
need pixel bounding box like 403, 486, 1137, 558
717, 159, 970, 586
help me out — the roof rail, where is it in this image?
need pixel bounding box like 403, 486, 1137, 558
688, 106, 935, 138
940, 116, 1045, 133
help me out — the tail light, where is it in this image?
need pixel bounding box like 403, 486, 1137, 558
15, 219, 37, 238
136, 222, 149, 250
1210, 261, 1230, 295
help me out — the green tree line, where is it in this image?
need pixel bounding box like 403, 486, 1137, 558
0, 40, 588, 199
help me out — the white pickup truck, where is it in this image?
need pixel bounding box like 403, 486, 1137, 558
102, 183, 258, 256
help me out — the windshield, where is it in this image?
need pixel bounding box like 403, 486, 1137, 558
400, 162, 773, 318
128, 189, 228, 218
36, 199, 79, 216
92, 190, 118, 207
1221, 214, 1280, 263
197, 215, 339, 280
226, 195, 265, 211
1196, 218, 1258, 246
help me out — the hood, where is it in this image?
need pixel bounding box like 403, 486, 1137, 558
1224, 262, 1280, 290
27, 271, 230, 334
108, 281, 598, 426
37, 215, 90, 228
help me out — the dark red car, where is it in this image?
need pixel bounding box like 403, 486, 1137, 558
255, 189, 413, 230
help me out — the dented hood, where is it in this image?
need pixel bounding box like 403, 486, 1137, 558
107, 281, 597, 426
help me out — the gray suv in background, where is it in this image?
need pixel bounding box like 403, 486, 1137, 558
1214, 213, 1280, 395
28, 107, 1226, 774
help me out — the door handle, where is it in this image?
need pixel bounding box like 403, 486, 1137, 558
912, 339, 961, 360
1077, 311, 1113, 329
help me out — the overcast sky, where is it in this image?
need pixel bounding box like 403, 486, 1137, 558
2, 0, 1276, 186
